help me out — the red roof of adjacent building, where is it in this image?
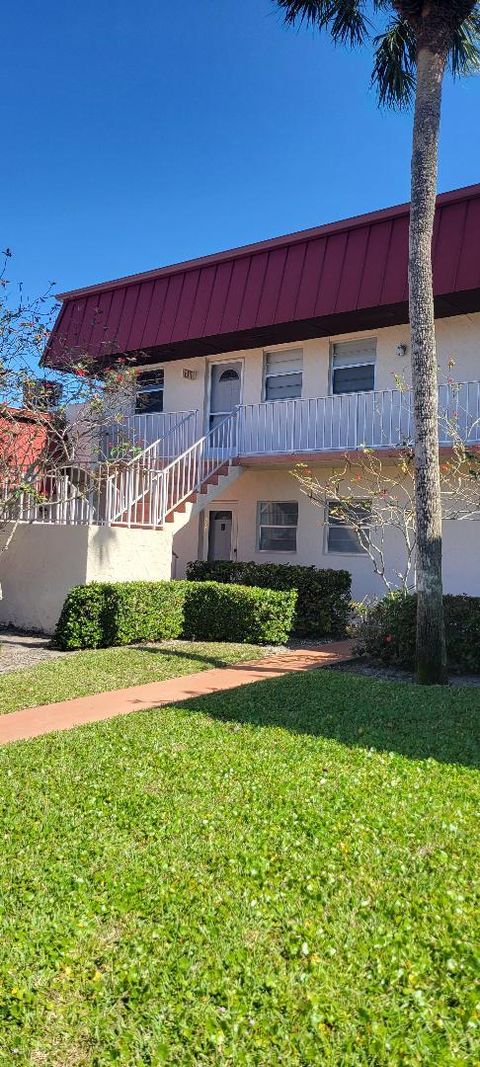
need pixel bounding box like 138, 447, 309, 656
43, 183, 480, 369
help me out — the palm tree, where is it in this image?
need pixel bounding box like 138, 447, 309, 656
274, 1, 480, 684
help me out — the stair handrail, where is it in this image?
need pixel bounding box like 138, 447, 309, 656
156, 407, 240, 526
106, 408, 199, 470
104, 409, 199, 525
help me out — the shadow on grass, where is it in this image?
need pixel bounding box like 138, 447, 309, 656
133, 645, 265, 671
175, 667, 480, 769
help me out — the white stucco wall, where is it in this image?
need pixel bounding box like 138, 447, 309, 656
148, 310, 480, 596
184, 466, 480, 601
85, 526, 173, 585
0, 525, 90, 634
144, 312, 480, 425
0, 524, 173, 634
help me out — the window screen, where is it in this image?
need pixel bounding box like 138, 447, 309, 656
327, 501, 371, 554
135, 369, 164, 414
258, 501, 298, 552
332, 340, 375, 395
264, 350, 303, 401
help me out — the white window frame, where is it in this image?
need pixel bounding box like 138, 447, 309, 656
263, 348, 303, 403
257, 500, 299, 553
325, 499, 371, 556
330, 339, 376, 396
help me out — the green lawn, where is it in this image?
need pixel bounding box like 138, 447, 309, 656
1, 670, 479, 1065
0, 642, 267, 715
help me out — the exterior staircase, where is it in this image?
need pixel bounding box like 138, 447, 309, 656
106, 407, 243, 531
7, 408, 243, 530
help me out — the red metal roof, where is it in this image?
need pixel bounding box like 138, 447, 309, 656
44, 184, 480, 369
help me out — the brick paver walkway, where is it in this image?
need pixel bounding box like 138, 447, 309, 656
0, 641, 354, 746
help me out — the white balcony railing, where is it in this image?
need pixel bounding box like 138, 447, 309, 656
238, 382, 480, 456
1, 410, 239, 530
102, 409, 199, 463
4, 382, 480, 532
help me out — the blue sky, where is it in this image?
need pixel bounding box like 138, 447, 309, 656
2, 0, 479, 301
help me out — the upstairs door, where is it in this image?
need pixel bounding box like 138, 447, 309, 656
208, 362, 241, 432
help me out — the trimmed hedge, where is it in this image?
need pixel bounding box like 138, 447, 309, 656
185, 560, 351, 638
54, 581, 186, 650
54, 580, 296, 650
355, 592, 480, 674
182, 581, 296, 645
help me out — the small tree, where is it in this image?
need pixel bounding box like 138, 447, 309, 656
0, 251, 136, 550
293, 389, 480, 596
274, 0, 480, 683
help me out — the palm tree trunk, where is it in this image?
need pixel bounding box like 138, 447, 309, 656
409, 43, 448, 685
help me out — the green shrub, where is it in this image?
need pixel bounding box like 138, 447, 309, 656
355, 592, 480, 674
55, 581, 186, 650
183, 581, 296, 645
185, 561, 351, 638
55, 579, 296, 650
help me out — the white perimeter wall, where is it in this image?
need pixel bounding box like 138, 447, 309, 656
0, 524, 173, 634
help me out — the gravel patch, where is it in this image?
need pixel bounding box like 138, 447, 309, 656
329, 658, 480, 687
0, 629, 69, 674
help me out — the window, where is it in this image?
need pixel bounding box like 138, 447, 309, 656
264, 349, 303, 401
258, 501, 298, 552
327, 500, 371, 554
332, 339, 376, 395
135, 369, 164, 414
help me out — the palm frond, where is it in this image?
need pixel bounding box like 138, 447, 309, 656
330, 1, 371, 46
371, 18, 417, 109
274, 1, 370, 47
274, 0, 332, 26
449, 9, 480, 76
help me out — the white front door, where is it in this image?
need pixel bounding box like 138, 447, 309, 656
208, 510, 233, 561
209, 362, 242, 431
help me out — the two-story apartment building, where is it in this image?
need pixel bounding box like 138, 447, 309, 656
2, 183, 479, 633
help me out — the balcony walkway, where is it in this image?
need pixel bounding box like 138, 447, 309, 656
6, 382, 479, 533
110, 383, 480, 459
